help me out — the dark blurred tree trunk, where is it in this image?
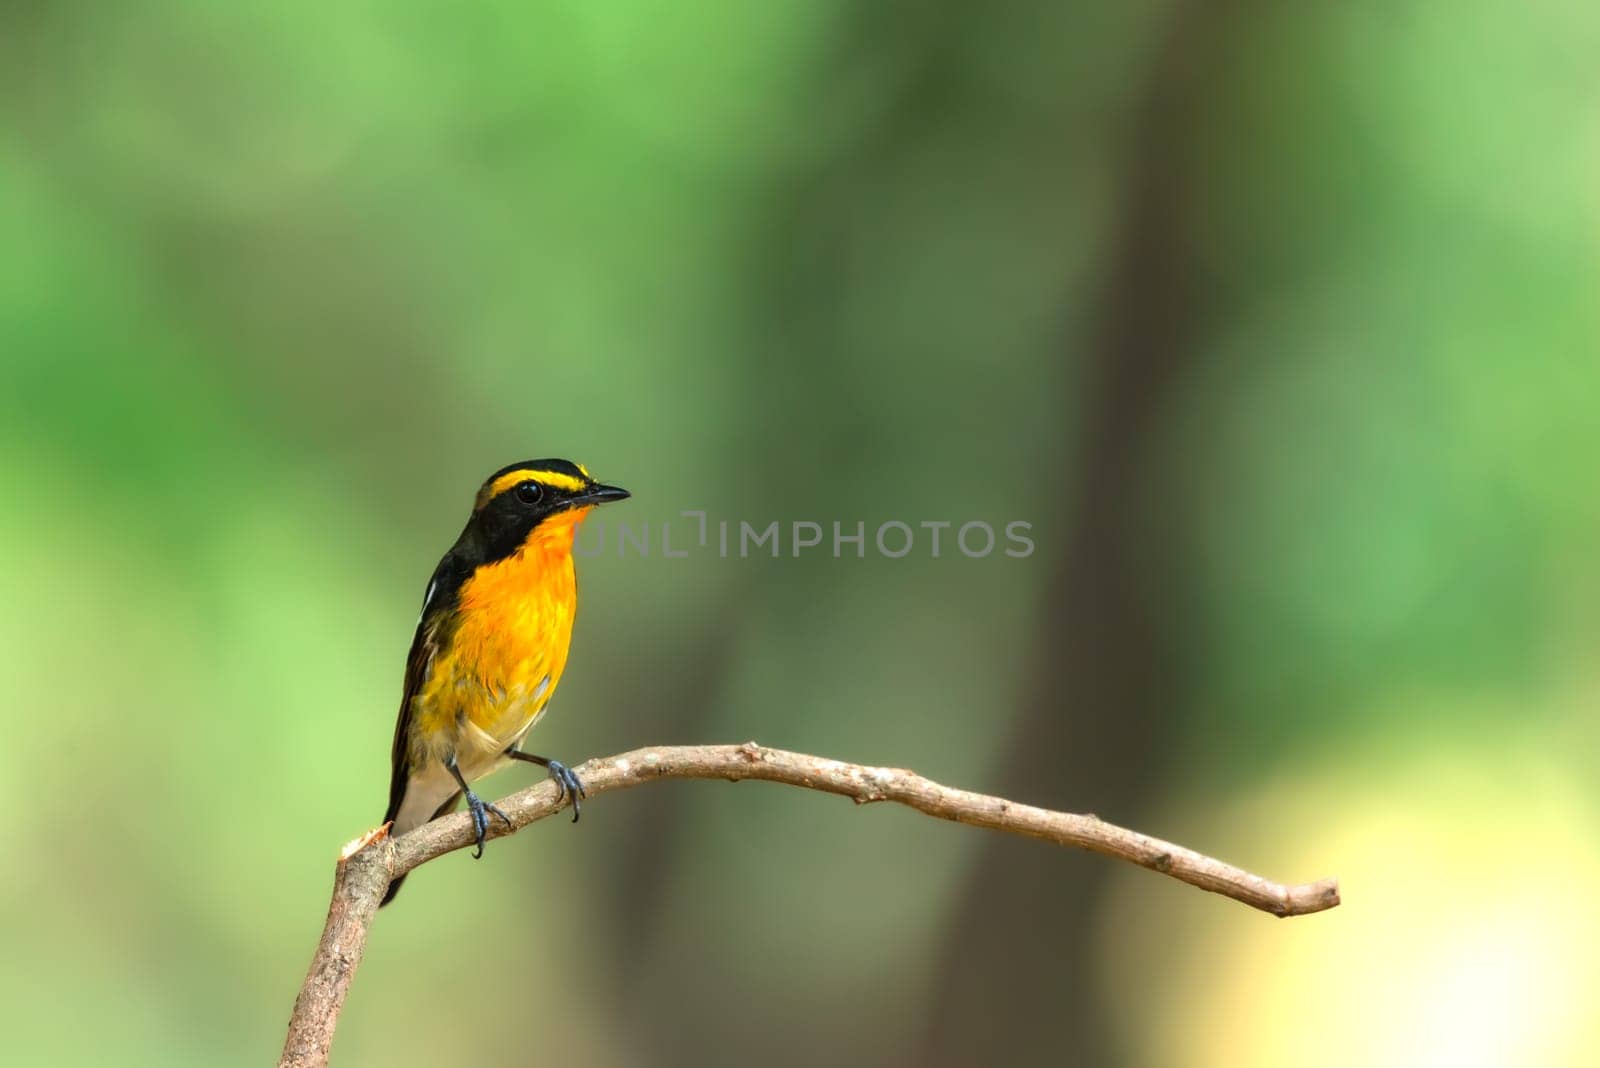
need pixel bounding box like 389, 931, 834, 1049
912, 3, 1212, 1063
595, 601, 748, 962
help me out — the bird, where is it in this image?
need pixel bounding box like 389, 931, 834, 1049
380, 459, 629, 906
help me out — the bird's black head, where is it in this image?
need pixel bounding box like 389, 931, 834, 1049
465, 459, 629, 563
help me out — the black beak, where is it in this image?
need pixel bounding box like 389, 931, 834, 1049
573, 483, 630, 506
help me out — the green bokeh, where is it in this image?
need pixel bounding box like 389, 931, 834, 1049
3, 2, 1597, 1064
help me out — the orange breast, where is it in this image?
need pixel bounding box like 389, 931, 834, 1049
413, 507, 592, 757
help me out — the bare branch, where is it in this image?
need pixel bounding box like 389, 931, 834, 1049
281, 742, 1339, 1067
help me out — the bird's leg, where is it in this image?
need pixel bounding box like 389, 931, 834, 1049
508, 750, 586, 822
446, 756, 511, 858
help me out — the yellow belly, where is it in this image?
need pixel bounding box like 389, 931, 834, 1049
408, 524, 581, 776
415, 667, 555, 775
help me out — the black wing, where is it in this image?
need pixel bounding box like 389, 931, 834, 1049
382, 555, 459, 827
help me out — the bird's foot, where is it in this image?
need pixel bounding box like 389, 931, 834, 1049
509, 751, 588, 823
464, 790, 512, 859
545, 759, 587, 823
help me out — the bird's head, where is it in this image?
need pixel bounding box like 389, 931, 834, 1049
469, 459, 629, 560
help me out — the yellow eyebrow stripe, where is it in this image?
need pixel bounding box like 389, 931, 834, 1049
486, 468, 588, 499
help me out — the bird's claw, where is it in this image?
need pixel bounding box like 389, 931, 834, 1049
464, 790, 512, 859
546, 759, 586, 823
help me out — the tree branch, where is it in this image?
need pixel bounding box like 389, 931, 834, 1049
280, 742, 1339, 1067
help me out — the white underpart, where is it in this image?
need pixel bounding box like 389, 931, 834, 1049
390, 673, 557, 834
391, 762, 461, 834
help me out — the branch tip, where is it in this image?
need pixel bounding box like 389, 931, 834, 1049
338, 824, 388, 862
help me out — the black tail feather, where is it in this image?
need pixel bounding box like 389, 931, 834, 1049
377, 791, 462, 908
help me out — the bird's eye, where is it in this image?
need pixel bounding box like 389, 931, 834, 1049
514, 481, 544, 505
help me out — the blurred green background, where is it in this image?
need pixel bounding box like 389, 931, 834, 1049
4, 2, 1599, 1065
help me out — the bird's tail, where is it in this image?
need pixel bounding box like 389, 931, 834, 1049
378, 874, 407, 908
379, 791, 462, 907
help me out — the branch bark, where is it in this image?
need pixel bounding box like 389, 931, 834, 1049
280, 742, 1340, 1067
